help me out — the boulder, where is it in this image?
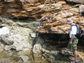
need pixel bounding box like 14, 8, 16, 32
4, 45, 11, 51
33, 44, 42, 54
79, 5, 84, 15
66, 0, 84, 4
19, 56, 29, 62
30, 32, 36, 38
0, 43, 4, 52
0, 35, 14, 45
0, 26, 33, 51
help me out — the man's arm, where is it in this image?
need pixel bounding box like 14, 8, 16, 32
65, 31, 70, 34
69, 34, 75, 44
69, 25, 77, 44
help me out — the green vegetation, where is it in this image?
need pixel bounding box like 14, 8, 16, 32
53, 7, 58, 9
72, 6, 77, 8
45, 4, 47, 6
49, 4, 51, 7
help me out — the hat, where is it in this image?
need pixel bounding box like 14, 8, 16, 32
67, 18, 73, 24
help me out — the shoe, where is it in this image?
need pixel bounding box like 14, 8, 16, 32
72, 55, 79, 57
71, 61, 78, 63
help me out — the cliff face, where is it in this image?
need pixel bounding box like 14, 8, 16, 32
0, 0, 84, 34
0, 0, 65, 19
0, 1, 84, 63
0, 0, 56, 18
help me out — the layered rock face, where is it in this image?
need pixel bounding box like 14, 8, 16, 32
0, 0, 84, 34
66, 0, 84, 4
0, 0, 57, 18
37, 3, 84, 34
0, 1, 84, 63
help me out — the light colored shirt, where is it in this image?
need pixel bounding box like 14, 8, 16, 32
69, 25, 77, 38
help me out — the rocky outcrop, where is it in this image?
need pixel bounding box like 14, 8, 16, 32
66, 0, 84, 4
0, 26, 33, 51
0, 25, 36, 63
0, 1, 84, 63
79, 5, 84, 15
37, 3, 84, 34
0, 3, 83, 63
0, 0, 59, 18
0, 0, 84, 34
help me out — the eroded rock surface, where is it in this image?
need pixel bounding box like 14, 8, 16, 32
0, 0, 84, 34
0, 0, 83, 63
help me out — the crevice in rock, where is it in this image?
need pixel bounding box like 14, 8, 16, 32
39, 33, 69, 46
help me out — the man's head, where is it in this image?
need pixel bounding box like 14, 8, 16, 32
67, 18, 73, 25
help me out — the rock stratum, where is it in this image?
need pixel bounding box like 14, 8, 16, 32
0, 0, 84, 34
0, 0, 83, 63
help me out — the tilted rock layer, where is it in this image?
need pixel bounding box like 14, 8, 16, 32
0, 0, 84, 34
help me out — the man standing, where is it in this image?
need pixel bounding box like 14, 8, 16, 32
66, 18, 78, 63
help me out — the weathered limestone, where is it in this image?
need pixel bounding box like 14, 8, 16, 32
0, 0, 84, 34
33, 44, 42, 54
0, 43, 4, 52
66, 0, 84, 4
79, 5, 84, 15
0, 26, 33, 51
19, 56, 29, 63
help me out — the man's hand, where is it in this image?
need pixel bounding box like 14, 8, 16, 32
69, 34, 75, 44
65, 31, 69, 34
69, 41, 72, 44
